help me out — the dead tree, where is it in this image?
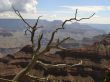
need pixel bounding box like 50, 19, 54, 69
0, 8, 95, 82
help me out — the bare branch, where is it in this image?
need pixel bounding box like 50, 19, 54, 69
35, 33, 43, 52
34, 16, 42, 29
62, 10, 95, 27
43, 10, 95, 54
46, 28, 61, 48
47, 37, 70, 51
24, 28, 32, 35
12, 6, 32, 28
26, 74, 47, 81
0, 78, 16, 82
56, 37, 70, 46
36, 60, 82, 68
75, 13, 95, 21
75, 9, 78, 19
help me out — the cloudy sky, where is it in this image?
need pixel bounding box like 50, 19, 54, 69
0, 0, 110, 24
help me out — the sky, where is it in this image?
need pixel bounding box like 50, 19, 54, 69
0, 0, 110, 24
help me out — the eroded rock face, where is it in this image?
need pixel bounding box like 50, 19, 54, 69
0, 62, 21, 80
0, 33, 110, 82
0, 53, 3, 58
0, 45, 33, 80
20, 45, 33, 53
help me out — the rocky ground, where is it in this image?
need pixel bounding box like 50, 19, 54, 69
0, 33, 110, 82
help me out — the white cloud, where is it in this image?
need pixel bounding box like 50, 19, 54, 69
0, 0, 38, 13
108, 7, 110, 10
0, 1, 110, 24
0, 0, 11, 12
61, 6, 110, 12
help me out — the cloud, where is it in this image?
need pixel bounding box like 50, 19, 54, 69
108, 7, 110, 10
61, 6, 110, 12
0, 1, 109, 24
0, 0, 38, 13
0, 0, 11, 12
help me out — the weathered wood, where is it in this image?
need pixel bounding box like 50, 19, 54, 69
0, 78, 17, 82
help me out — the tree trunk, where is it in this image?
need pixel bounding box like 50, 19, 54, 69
13, 56, 38, 81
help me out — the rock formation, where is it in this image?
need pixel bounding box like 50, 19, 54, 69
0, 34, 110, 82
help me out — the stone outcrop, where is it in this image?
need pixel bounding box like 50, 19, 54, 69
0, 34, 110, 82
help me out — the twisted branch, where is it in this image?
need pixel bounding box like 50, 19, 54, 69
12, 6, 32, 28
11, 7, 95, 82
56, 37, 70, 47
35, 33, 43, 52
26, 74, 47, 81
36, 60, 82, 68
0, 78, 17, 82
46, 9, 95, 50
